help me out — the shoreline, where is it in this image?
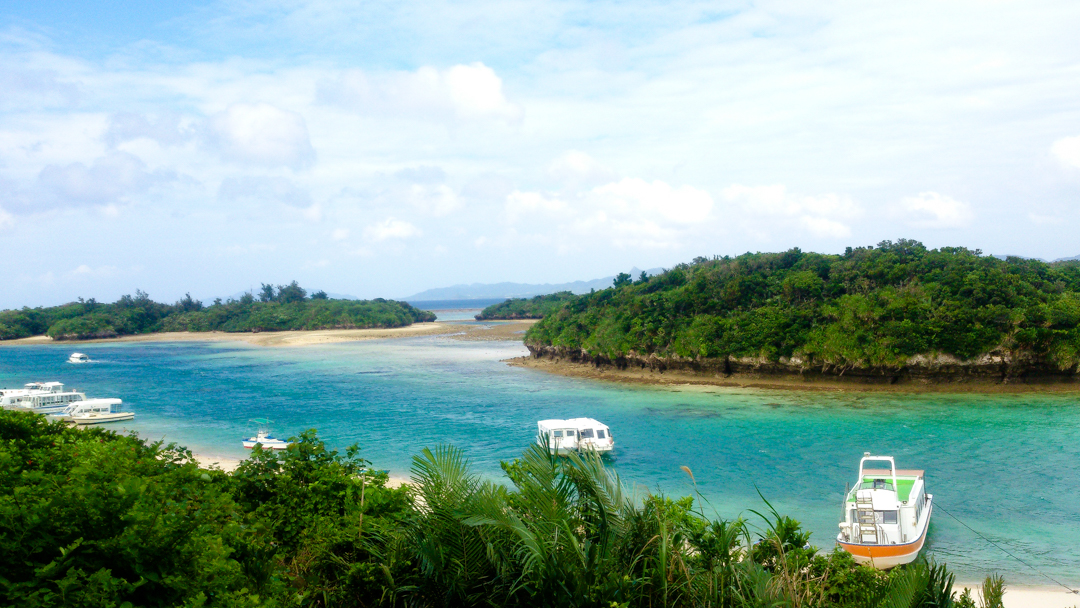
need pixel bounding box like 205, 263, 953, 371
507, 355, 1080, 394
0, 320, 536, 348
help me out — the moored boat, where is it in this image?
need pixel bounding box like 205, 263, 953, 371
68, 353, 91, 364
57, 398, 133, 425
2, 382, 86, 413
243, 418, 290, 450
837, 453, 933, 569
537, 418, 614, 455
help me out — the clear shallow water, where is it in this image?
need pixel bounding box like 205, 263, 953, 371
2, 337, 1078, 586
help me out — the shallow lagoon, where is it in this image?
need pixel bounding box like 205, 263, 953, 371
2, 334, 1078, 586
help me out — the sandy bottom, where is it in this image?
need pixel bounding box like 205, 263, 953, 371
507, 355, 1080, 394
2, 320, 535, 348
955, 584, 1080, 608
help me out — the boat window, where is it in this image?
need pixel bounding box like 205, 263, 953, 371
553, 430, 563, 437
565, 430, 575, 437
596, 429, 606, 439
580, 429, 594, 439
877, 510, 898, 524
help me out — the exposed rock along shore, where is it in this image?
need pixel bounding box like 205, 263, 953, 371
523, 343, 1080, 386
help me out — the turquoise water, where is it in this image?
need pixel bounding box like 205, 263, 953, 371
2, 335, 1078, 586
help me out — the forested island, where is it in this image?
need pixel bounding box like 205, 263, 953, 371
0, 282, 436, 341
475, 291, 578, 319
524, 240, 1080, 384
0, 409, 1002, 607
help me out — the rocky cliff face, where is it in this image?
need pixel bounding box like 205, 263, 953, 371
524, 343, 1080, 385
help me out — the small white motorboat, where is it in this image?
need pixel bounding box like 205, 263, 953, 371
58, 398, 133, 425
537, 418, 614, 455
837, 453, 933, 569
243, 418, 290, 450
68, 353, 91, 364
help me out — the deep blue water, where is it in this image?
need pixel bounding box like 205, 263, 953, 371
2, 336, 1078, 586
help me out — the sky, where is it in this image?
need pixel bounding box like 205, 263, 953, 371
2, 0, 1080, 308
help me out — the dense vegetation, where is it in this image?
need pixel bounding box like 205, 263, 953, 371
0, 409, 1001, 608
476, 291, 579, 320
526, 240, 1080, 372
0, 282, 436, 341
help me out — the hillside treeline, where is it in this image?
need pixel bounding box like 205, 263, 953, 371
526, 240, 1080, 372
0, 282, 436, 341
0, 409, 996, 608
475, 291, 578, 320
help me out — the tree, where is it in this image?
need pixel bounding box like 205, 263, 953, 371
275, 280, 307, 304
259, 283, 275, 302
613, 272, 632, 288
310, 290, 329, 300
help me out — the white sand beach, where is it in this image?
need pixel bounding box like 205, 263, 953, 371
3, 323, 456, 347
955, 583, 1080, 608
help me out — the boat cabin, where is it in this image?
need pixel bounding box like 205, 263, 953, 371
537, 418, 614, 455
64, 398, 124, 416
1, 382, 84, 410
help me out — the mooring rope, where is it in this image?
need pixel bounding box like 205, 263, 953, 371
935, 501, 1078, 594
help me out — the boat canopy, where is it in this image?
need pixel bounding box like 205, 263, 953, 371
538, 418, 611, 438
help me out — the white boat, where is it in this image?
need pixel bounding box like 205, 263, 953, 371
68, 353, 91, 363
243, 418, 289, 450
837, 453, 933, 569
56, 398, 133, 425
537, 418, 614, 455
2, 382, 86, 414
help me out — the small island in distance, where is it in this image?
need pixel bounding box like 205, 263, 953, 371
480, 239, 1080, 387
0, 281, 436, 341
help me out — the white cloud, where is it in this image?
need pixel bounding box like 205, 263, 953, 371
106, 112, 194, 147
206, 103, 315, 168
502, 178, 713, 250
320, 63, 522, 124
0, 206, 13, 230
35, 152, 175, 208
592, 178, 713, 224
69, 264, 118, 278
721, 184, 858, 238
801, 216, 851, 238
363, 218, 421, 241
331, 228, 350, 241
505, 190, 567, 221
547, 150, 616, 188
896, 192, 974, 229
1051, 136, 1080, 170
218, 176, 312, 207
406, 183, 461, 216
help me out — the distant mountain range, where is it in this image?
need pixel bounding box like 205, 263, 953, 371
404, 268, 666, 302
993, 254, 1080, 262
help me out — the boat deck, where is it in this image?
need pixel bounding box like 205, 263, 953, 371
847, 469, 923, 503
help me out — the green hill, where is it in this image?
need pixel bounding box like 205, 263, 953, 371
475, 291, 578, 320
0, 282, 436, 341
524, 240, 1080, 382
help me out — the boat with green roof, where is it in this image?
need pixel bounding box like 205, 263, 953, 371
836, 453, 933, 569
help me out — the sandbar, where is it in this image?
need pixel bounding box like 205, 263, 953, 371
1, 319, 541, 348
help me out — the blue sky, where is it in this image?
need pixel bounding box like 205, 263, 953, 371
2, 0, 1080, 308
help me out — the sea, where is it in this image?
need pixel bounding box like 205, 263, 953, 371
2, 311, 1078, 587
